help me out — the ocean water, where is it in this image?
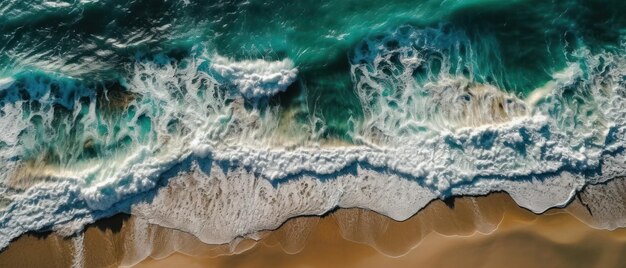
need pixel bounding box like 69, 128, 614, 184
2, 0, 626, 249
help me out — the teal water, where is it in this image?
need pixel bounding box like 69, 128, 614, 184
2, 0, 625, 144
2, 0, 626, 250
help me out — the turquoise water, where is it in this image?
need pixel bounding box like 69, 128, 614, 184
2, 0, 626, 250
2, 0, 625, 145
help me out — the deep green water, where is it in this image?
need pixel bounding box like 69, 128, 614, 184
0, 0, 626, 181
2, 0, 626, 142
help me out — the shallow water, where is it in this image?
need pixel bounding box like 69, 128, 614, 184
3, 192, 626, 268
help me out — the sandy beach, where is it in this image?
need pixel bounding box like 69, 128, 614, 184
2, 189, 626, 268
135, 193, 626, 268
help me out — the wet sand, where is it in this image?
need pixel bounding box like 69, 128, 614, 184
2, 190, 626, 268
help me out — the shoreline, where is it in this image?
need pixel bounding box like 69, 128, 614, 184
2, 177, 626, 267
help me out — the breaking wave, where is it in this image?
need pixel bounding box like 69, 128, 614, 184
2, 18, 626, 251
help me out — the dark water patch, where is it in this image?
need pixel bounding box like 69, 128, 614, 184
300, 53, 363, 142
446, 3, 568, 94
95, 80, 137, 113
445, 0, 626, 95
91, 213, 130, 234
0, 0, 207, 76
269, 80, 315, 137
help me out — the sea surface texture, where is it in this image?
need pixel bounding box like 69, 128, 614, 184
2, 0, 626, 249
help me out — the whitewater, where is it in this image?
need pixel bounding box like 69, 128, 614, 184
2, 0, 626, 251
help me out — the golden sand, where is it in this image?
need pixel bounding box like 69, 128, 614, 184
2, 193, 626, 267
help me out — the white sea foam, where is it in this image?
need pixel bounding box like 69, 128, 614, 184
1, 29, 626, 250
0, 77, 13, 90
211, 55, 298, 99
